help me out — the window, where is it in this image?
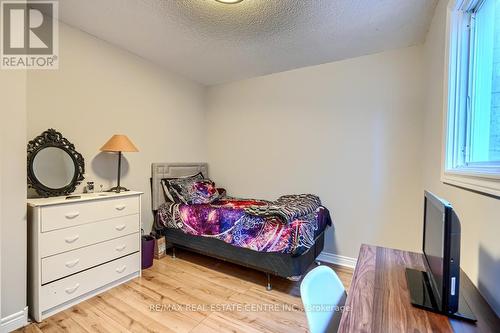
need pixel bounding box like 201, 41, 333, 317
444, 0, 500, 196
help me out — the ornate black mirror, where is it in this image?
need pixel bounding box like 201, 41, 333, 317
27, 129, 85, 197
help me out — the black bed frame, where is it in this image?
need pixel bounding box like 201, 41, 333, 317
150, 164, 325, 290
159, 227, 325, 290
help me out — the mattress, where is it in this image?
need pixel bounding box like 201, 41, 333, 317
155, 197, 332, 256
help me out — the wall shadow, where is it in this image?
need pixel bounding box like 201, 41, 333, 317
91, 152, 130, 181
478, 245, 500, 316
329, 224, 339, 257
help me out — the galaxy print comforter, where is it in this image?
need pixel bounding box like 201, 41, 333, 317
154, 195, 332, 256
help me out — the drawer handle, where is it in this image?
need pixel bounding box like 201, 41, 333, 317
115, 205, 126, 211
65, 259, 80, 268
115, 244, 127, 252
116, 265, 127, 274
64, 235, 80, 243
65, 283, 80, 294
65, 212, 80, 219
115, 224, 126, 231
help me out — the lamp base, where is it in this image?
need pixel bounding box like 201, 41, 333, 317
106, 186, 130, 193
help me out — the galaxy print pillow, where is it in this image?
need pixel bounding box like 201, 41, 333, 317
188, 180, 221, 204
161, 172, 204, 203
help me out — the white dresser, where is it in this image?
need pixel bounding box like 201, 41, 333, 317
27, 191, 142, 322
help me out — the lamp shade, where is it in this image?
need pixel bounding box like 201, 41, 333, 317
100, 135, 139, 152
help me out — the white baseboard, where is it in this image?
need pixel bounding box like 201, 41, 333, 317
317, 251, 357, 269
1, 306, 28, 333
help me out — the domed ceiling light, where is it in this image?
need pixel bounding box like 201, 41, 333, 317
215, 0, 243, 4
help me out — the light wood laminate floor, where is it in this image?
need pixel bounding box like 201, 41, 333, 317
18, 249, 353, 333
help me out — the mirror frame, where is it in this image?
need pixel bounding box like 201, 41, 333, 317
27, 129, 85, 197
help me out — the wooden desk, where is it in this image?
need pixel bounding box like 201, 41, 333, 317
338, 245, 499, 333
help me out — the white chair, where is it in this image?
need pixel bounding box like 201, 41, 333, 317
300, 265, 347, 333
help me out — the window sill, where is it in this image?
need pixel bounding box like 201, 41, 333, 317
441, 171, 500, 198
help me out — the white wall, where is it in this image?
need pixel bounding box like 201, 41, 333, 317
206, 46, 425, 258
0, 69, 27, 327
27, 23, 207, 232
423, 0, 500, 316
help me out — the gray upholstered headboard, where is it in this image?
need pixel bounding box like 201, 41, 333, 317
151, 163, 208, 211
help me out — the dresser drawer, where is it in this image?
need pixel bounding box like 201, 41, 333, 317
41, 233, 140, 284
40, 214, 139, 258
41, 196, 139, 232
40, 252, 140, 312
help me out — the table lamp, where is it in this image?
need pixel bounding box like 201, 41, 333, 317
100, 134, 139, 193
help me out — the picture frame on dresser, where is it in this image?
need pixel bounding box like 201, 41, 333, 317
27, 191, 142, 322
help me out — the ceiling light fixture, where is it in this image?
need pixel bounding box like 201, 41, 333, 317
215, 0, 243, 4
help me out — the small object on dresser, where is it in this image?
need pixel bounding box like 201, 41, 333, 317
141, 235, 155, 269
154, 235, 166, 259
86, 181, 94, 193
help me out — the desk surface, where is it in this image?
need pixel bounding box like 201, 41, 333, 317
338, 245, 499, 333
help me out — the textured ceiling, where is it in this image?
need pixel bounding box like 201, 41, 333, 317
57, 0, 438, 85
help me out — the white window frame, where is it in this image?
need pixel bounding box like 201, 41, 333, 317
442, 0, 500, 197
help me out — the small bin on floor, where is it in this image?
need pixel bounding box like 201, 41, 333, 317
141, 235, 155, 269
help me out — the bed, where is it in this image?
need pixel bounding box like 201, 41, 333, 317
151, 163, 332, 290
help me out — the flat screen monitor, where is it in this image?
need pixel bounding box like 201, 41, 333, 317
407, 191, 475, 321
422, 191, 460, 313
